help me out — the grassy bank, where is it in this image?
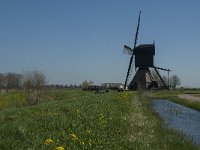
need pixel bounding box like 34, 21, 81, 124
148, 90, 200, 111
0, 90, 198, 149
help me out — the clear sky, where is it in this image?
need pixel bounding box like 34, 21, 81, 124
0, 0, 200, 87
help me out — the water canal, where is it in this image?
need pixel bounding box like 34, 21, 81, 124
151, 99, 200, 146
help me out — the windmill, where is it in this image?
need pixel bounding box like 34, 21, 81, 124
123, 11, 171, 90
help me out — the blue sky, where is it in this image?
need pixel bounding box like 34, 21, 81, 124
0, 0, 200, 87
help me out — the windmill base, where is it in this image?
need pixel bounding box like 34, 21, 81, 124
128, 67, 158, 90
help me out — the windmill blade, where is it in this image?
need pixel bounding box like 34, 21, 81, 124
123, 45, 133, 55
124, 11, 141, 89
133, 10, 141, 49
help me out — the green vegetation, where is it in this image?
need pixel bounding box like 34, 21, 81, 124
171, 97, 200, 112
0, 90, 199, 149
0, 91, 27, 109
148, 90, 200, 111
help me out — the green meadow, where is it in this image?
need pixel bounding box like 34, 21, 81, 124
0, 90, 199, 150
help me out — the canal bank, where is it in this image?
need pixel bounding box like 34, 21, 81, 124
144, 90, 200, 149
152, 99, 200, 147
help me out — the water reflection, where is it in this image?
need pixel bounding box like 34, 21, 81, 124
152, 99, 200, 146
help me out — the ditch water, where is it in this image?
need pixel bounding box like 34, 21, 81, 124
151, 99, 200, 146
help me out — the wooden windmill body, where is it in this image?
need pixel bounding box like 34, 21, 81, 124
124, 12, 170, 90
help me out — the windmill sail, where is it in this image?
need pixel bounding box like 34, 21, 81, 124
123, 45, 133, 55
124, 11, 141, 89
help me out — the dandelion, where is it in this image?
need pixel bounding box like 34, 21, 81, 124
80, 141, 85, 145
70, 133, 78, 141
99, 113, 104, 121
98, 113, 107, 124
86, 129, 91, 134
44, 138, 54, 145
55, 146, 65, 150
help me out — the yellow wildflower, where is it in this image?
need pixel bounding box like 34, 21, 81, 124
44, 138, 54, 145
99, 113, 104, 120
80, 141, 85, 145
70, 133, 78, 141
86, 129, 91, 134
55, 146, 65, 150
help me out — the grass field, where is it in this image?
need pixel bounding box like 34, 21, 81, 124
0, 90, 199, 149
0, 91, 27, 109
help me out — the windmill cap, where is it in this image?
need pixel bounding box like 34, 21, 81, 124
134, 44, 155, 55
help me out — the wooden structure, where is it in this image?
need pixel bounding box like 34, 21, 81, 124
134, 44, 155, 67
123, 11, 170, 90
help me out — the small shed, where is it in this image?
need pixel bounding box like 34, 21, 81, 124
134, 44, 155, 68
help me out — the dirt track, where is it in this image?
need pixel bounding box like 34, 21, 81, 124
178, 94, 200, 102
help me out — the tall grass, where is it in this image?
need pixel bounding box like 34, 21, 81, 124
0, 91, 27, 109
0, 91, 134, 149
0, 90, 198, 149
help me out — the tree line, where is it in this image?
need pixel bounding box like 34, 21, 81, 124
0, 70, 47, 105
0, 72, 22, 90
151, 70, 181, 89
0, 70, 181, 91
0, 70, 46, 91
46, 84, 82, 90
0, 71, 82, 92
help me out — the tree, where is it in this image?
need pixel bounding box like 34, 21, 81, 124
0, 73, 22, 91
170, 75, 181, 89
22, 70, 47, 105
81, 80, 93, 90
162, 76, 168, 86
5, 72, 22, 90
0, 73, 5, 89
22, 70, 47, 91
82, 80, 93, 87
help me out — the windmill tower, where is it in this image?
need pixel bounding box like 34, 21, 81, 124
123, 11, 170, 90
